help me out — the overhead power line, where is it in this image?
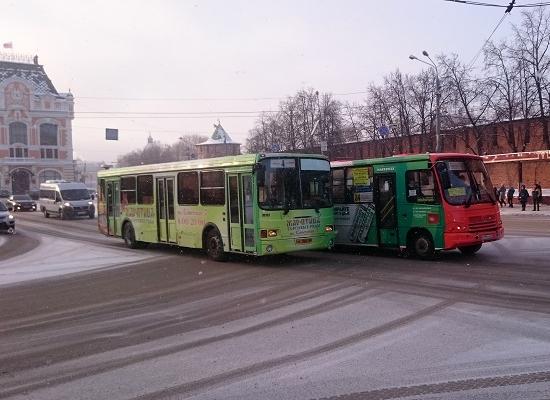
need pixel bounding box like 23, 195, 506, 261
75, 91, 369, 102
443, 0, 550, 8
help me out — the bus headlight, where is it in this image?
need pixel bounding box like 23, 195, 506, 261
324, 225, 334, 232
267, 229, 278, 237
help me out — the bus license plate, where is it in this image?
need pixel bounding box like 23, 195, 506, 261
295, 238, 312, 245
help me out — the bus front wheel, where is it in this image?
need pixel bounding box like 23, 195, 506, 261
206, 229, 226, 261
123, 222, 145, 249
458, 244, 482, 255
411, 232, 435, 260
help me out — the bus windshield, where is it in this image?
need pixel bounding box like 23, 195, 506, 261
257, 157, 331, 211
436, 158, 496, 206
61, 189, 91, 201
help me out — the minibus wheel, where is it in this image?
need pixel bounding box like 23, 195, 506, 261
44, 209, 50, 218
458, 243, 482, 255
205, 229, 226, 261
411, 232, 435, 260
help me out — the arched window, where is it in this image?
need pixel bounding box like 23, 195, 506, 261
9, 122, 27, 145
39, 170, 62, 184
40, 123, 58, 145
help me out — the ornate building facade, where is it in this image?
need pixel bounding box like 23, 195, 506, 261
0, 54, 74, 194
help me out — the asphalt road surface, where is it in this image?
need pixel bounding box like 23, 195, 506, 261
1, 212, 549, 400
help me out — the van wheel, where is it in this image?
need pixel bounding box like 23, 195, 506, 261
88, 212, 95, 219
205, 229, 226, 261
60, 209, 66, 220
411, 232, 435, 260
123, 222, 145, 249
458, 244, 482, 255
44, 210, 50, 218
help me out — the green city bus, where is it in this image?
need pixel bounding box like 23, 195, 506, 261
97, 153, 335, 260
331, 153, 503, 258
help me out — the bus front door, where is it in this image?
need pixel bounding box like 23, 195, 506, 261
156, 177, 176, 243
374, 174, 399, 248
228, 173, 256, 253
106, 181, 119, 236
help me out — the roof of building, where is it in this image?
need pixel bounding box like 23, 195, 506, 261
197, 123, 240, 146
0, 58, 59, 96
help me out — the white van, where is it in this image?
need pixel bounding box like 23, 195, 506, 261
39, 180, 95, 219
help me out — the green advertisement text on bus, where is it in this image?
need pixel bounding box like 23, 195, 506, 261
331, 153, 503, 258
97, 153, 335, 260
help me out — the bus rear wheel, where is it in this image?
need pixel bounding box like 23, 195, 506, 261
458, 243, 482, 255
123, 222, 145, 249
206, 229, 226, 261
411, 232, 435, 260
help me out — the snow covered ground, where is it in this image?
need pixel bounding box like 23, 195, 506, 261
0, 233, 157, 287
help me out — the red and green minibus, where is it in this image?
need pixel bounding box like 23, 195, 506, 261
331, 153, 503, 258
97, 153, 335, 260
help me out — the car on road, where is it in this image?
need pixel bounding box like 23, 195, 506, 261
0, 201, 15, 233
6, 194, 37, 212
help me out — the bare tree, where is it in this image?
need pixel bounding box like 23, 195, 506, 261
441, 54, 495, 154
512, 7, 550, 147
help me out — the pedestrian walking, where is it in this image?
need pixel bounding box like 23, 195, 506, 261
518, 184, 529, 211
498, 183, 506, 208
532, 183, 542, 211
507, 186, 515, 208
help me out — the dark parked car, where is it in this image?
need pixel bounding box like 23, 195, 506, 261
0, 189, 10, 199
7, 194, 37, 212
0, 201, 15, 233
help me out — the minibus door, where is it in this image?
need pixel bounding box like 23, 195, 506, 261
106, 181, 119, 236
374, 174, 399, 248
157, 177, 176, 243
227, 173, 256, 253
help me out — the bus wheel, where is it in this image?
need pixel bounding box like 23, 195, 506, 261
411, 232, 435, 260
206, 229, 226, 261
458, 244, 482, 255
123, 222, 144, 249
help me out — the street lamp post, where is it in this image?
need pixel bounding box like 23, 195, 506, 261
409, 51, 442, 153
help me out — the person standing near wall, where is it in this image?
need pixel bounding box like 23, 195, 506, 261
498, 183, 506, 208
519, 184, 529, 211
532, 183, 542, 211
507, 185, 515, 208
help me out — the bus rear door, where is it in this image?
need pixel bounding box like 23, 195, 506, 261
374, 174, 399, 247
228, 173, 256, 253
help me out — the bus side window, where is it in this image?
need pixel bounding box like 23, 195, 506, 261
137, 175, 154, 204
406, 170, 437, 204
177, 171, 199, 205
332, 168, 345, 204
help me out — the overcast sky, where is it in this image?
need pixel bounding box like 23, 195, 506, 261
2, 0, 525, 162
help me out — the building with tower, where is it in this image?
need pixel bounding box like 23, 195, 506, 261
196, 122, 240, 159
0, 54, 74, 194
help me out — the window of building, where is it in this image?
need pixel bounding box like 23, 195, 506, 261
39, 170, 62, 184
121, 176, 137, 204
10, 147, 28, 158
405, 170, 438, 204
177, 171, 199, 204
40, 123, 58, 145
9, 122, 27, 145
200, 170, 225, 205
137, 175, 153, 204
40, 148, 58, 159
